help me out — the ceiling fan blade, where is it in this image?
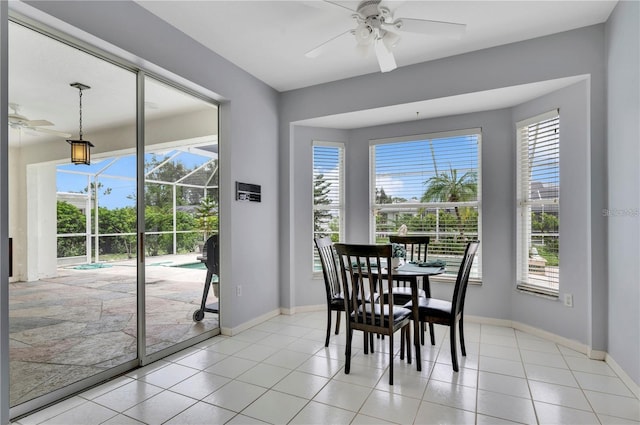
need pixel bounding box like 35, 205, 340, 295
390, 18, 466, 38
374, 38, 397, 73
24, 119, 54, 127
30, 127, 72, 138
323, 0, 356, 13
305, 29, 352, 58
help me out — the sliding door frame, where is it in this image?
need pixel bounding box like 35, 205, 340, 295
3, 10, 221, 420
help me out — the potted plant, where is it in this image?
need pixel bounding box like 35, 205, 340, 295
391, 243, 406, 269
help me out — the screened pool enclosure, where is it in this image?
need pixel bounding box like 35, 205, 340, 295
56, 145, 218, 265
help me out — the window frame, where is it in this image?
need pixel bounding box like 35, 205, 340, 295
369, 128, 482, 281
516, 110, 560, 296
312, 140, 345, 273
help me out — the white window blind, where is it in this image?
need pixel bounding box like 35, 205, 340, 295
516, 111, 560, 294
370, 129, 481, 279
313, 141, 344, 272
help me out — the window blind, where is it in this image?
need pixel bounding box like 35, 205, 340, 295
313, 141, 344, 272
370, 130, 481, 279
517, 111, 560, 294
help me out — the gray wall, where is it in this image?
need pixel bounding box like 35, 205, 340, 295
282, 25, 608, 355
606, 0, 640, 385
290, 126, 349, 308
22, 0, 281, 331
511, 81, 591, 345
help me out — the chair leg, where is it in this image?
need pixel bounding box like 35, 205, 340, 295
429, 323, 436, 345
345, 327, 353, 375
400, 329, 405, 360
325, 307, 332, 347
459, 316, 466, 356
420, 321, 425, 345
363, 332, 369, 355
388, 334, 394, 385
370, 333, 374, 353
335, 310, 341, 335
450, 323, 459, 372
406, 325, 412, 364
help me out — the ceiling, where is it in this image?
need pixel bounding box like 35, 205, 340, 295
137, 0, 617, 92
8, 1, 617, 145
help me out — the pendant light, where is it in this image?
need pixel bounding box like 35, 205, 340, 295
66, 82, 94, 165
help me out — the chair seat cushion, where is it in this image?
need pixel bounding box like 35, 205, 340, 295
382, 287, 426, 305
404, 297, 452, 319
351, 303, 412, 326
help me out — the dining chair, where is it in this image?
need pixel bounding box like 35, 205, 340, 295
314, 236, 345, 347
387, 235, 431, 344
334, 243, 412, 385
404, 240, 480, 372
193, 234, 220, 322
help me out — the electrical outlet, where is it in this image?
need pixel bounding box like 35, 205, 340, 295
236, 285, 242, 296
564, 293, 573, 307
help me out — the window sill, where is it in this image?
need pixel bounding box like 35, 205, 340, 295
516, 283, 559, 299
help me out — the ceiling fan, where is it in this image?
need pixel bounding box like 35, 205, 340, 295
8, 103, 71, 138
305, 0, 466, 73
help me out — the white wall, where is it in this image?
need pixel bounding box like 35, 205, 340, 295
20, 0, 281, 331
282, 25, 607, 354
606, 0, 640, 386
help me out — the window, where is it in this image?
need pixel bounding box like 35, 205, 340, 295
516, 110, 560, 295
370, 129, 481, 279
313, 141, 345, 272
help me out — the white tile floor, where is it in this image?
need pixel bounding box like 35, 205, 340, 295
13, 311, 640, 425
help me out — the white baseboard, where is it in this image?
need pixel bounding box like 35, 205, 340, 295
605, 353, 640, 399
220, 308, 280, 336
466, 315, 639, 396
281, 304, 324, 315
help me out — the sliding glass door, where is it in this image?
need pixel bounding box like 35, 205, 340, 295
143, 76, 219, 359
7, 20, 220, 417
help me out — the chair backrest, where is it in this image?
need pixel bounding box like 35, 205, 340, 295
451, 241, 480, 317
334, 243, 396, 330
204, 234, 219, 274
314, 237, 342, 301
389, 235, 430, 263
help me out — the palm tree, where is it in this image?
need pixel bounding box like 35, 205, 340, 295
421, 166, 477, 235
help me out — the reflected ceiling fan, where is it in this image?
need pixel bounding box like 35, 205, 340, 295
8, 103, 71, 138
305, 0, 466, 72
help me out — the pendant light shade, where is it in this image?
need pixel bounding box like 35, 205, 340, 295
66, 82, 93, 165
67, 139, 94, 165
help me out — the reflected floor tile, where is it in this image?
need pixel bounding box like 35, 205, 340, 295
525, 363, 578, 387
360, 389, 422, 424
139, 362, 198, 388
520, 349, 568, 369
202, 380, 267, 412
289, 401, 355, 425
92, 380, 164, 412
534, 400, 600, 424
236, 363, 291, 388
564, 356, 617, 376
430, 362, 478, 388
423, 379, 477, 412
163, 401, 236, 425
241, 390, 308, 424
477, 389, 536, 424
204, 356, 257, 379
479, 355, 525, 378
272, 370, 330, 399
574, 371, 635, 397
40, 401, 117, 425
478, 371, 530, 399
263, 348, 312, 369
529, 380, 592, 411
123, 390, 196, 424
584, 390, 640, 421
313, 380, 372, 412
415, 400, 475, 425
169, 371, 231, 400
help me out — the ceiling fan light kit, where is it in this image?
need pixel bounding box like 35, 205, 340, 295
67, 82, 94, 165
306, 0, 466, 73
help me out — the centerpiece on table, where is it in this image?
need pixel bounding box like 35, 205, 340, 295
391, 243, 406, 269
